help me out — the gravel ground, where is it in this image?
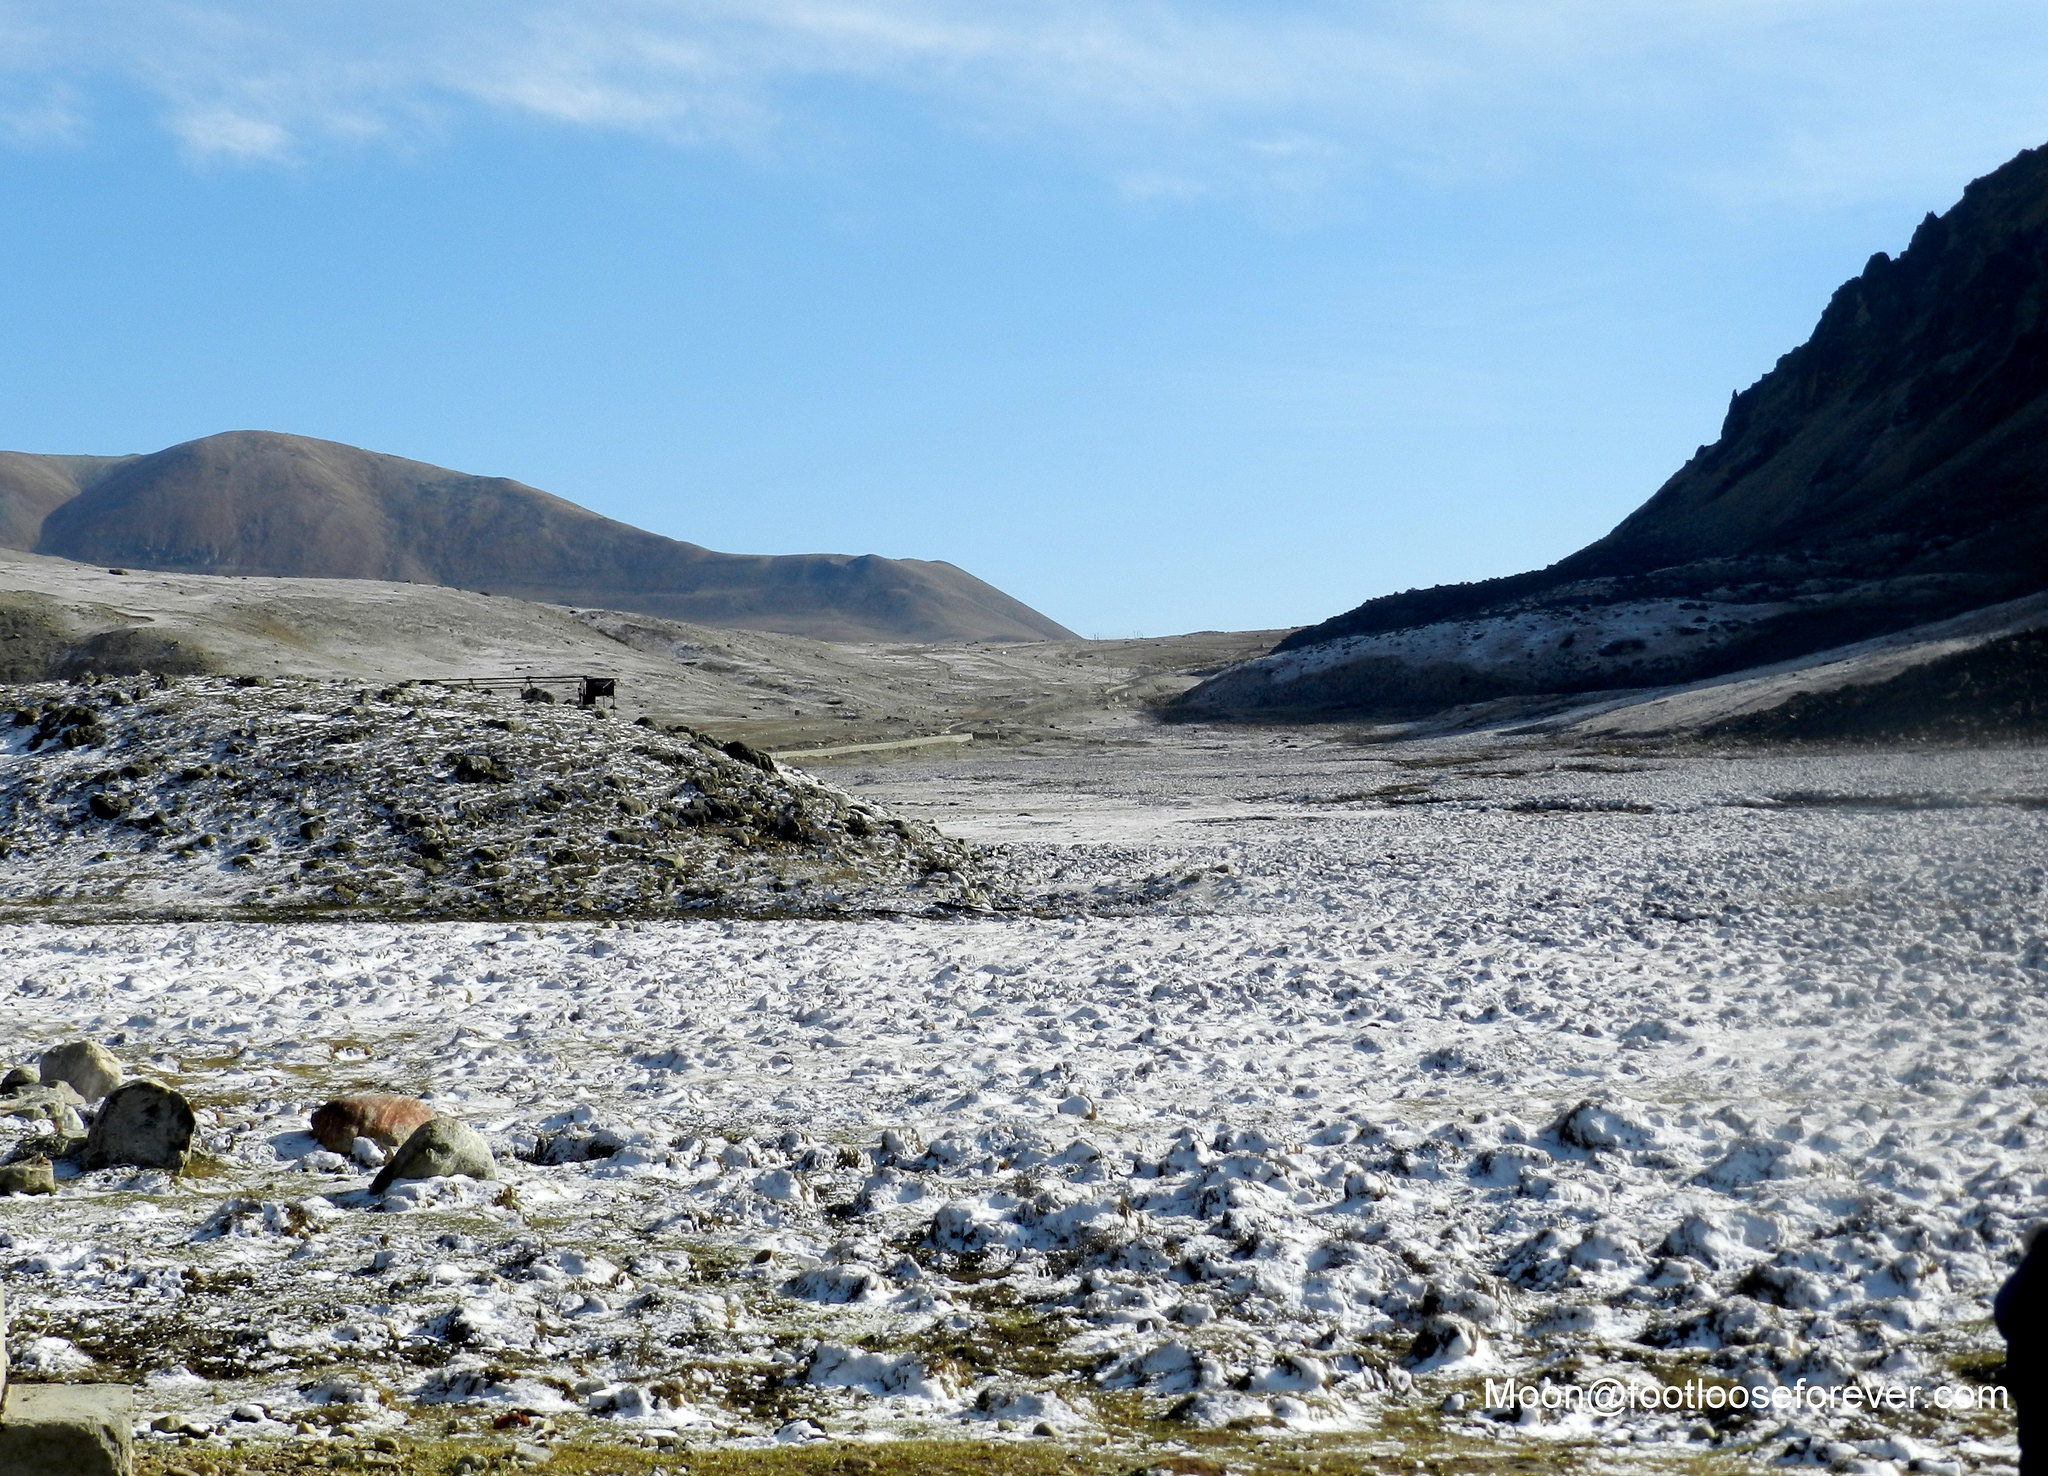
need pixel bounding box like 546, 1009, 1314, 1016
2, 721, 2043, 1475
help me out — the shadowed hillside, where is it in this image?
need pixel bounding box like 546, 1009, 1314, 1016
0, 431, 1073, 644
1181, 141, 2048, 720
0, 451, 132, 550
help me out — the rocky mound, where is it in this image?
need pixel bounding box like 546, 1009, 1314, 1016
0, 676, 985, 919
0, 589, 218, 685
0, 431, 1075, 644
1182, 139, 2048, 718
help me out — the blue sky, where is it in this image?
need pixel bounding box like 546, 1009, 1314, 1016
4, 3, 2048, 636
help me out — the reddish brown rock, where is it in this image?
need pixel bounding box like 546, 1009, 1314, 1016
310, 1094, 437, 1154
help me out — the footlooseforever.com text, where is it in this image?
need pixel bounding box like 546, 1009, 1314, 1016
1481, 1378, 2009, 1416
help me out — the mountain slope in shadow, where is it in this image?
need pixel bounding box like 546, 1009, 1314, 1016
1180, 140, 2048, 718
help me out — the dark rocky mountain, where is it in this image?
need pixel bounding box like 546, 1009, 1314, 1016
1180, 141, 2048, 717
0, 432, 1074, 644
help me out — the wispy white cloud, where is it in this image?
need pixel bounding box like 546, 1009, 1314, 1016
0, 79, 78, 146
2, 0, 2046, 206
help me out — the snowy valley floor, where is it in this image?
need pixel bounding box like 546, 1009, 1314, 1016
3, 721, 2047, 1475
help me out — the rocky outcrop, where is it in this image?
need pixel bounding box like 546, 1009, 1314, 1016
0, 432, 1074, 644
1182, 141, 2048, 719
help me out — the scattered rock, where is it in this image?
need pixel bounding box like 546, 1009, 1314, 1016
786, 1264, 883, 1303
975, 1380, 1081, 1427
1407, 1313, 1487, 1369
721, 739, 778, 773
1552, 1098, 1655, 1152
0, 1081, 83, 1117
310, 1093, 438, 1153
37, 1040, 124, 1104
0, 1083, 88, 1157
79, 1079, 196, 1173
804, 1342, 954, 1398
1166, 1390, 1273, 1428
14, 1335, 93, 1373
528, 1126, 624, 1165
0, 1383, 134, 1476
0, 1155, 55, 1195
1660, 1210, 1744, 1269
1696, 1137, 1820, 1190
370, 1117, 496, 1193
0, 1065, 37, 1092
451, 752, 512, 783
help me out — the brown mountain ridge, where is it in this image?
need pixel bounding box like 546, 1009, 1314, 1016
0, 431, 1075, 644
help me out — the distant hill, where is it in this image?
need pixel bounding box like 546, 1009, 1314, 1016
0, 547, 1276, 755
0, 451, 131, 550
0, 431, 1075, 644
1180, 141, 2048, 718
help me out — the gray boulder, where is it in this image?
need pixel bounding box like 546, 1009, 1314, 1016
80, 1080, 195, 1173
0, 1382, 135, 1476
0, 1065, 37, 1092
0, 1082, 84, 1119
370, 1118, 496, 1193
37, 1041, 124, 1104
1, 1083, 89, 1150
0, 1156, 54, 1195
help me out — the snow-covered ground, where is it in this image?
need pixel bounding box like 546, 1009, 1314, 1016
3, 722, 2044, 1472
